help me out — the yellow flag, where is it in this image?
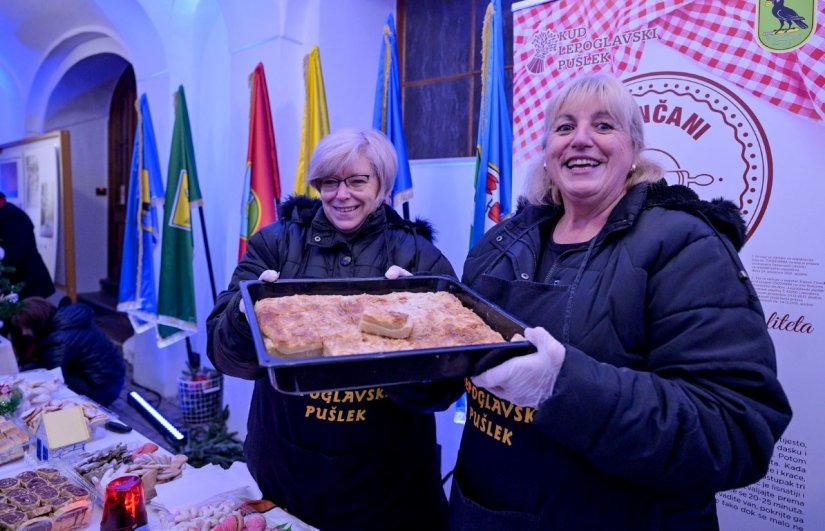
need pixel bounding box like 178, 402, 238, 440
294, 45, 330, 197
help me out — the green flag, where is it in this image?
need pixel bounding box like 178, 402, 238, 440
157, 86, 203, 347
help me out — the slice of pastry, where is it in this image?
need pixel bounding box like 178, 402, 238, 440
359, 307, 413, 339
264, 335, 323, 358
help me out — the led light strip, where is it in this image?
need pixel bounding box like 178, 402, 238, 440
127, 391, 186, 444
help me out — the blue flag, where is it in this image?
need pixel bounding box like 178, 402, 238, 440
117, 94, 165, 332
470, 0, 512, 248
373, 14, 413, 209
458, 0, 513, 424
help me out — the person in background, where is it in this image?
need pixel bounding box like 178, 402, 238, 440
451, 73, 792, 530
9, 297, 125, 407
207, 128, 455, 530
0, 192, 55, 299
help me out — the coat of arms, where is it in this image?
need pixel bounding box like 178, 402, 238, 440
756, 0, 816, 52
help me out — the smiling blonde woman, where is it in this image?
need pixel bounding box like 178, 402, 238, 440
453, 73, 792, 530
207, 128, 455, 530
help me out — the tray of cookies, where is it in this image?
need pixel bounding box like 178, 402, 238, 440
0, 465, 94, 529
239, 275, 533, 394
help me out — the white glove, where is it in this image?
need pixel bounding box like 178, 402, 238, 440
471, 327, 565, 408
384, 265, 413, 280
239, 269, 280, 315
258, 269, 280, 282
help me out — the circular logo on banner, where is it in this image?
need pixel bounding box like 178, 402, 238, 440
624, 72, 773, 240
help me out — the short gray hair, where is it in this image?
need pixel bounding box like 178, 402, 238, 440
524, 72, 662, 206
309, 128, 398, 199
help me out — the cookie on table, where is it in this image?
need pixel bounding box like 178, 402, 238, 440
17, 516, 53, 530
22, 479, 46, 490
0, 478, 19, 493
8, 492, 39, 518
3, 489, 25, 499
0, 509, 27, 529
45, 476, 67, 489
45, 496, 71, 513
13, 472, 37, 485
30, 487, 58, 505
52, 500, 91, 531
0, 500, 17, 515
57, 485, 88, 503
33, 469, 58, 480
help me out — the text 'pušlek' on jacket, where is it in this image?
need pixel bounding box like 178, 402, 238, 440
453, 180, 792, 531
207, 197, 455, 531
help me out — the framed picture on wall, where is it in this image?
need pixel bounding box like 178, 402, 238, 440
0, 131, 77, 300
0, 159, 20, 201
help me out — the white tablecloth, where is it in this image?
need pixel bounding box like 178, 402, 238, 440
1, 369, 316, 530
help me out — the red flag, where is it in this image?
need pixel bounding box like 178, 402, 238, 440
239, 62, 281, 260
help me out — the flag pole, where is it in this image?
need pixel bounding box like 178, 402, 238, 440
184, 206, 216, 372
402, 202, 410, 220
197, 206, 217, 304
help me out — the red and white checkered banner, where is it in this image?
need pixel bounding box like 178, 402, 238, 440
513, 1, 825, 530
514, 0, 825, 168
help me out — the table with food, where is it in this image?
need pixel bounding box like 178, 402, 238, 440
0, 368, 317, 531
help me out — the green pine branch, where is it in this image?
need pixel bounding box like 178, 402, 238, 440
177, 406, 245, 469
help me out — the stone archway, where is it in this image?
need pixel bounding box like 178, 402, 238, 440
42, 53, 132, 295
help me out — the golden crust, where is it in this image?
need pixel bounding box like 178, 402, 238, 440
253, 291, 504, 358
361, 307, 410, 329
359, 308, 413, 339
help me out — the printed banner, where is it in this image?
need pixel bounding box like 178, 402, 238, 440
513, 0, 824, 528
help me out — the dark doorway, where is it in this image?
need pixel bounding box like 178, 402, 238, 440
105, 65, 137, 295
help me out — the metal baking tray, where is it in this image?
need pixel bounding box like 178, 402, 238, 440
240, 275, 533, 394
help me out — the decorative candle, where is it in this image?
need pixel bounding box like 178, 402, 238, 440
100, 475, 148, 530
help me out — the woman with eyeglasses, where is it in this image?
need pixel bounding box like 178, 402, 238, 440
207, 128, 454, 530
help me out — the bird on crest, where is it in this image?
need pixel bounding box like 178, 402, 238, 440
766, 0, 809, 33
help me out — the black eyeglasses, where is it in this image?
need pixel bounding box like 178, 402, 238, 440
316, 174, 371, 193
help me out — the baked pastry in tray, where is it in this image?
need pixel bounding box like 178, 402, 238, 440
254, 291, 505, 358
241, 276, 532, 393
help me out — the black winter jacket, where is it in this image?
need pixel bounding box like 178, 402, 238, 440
207, 198, 455, 531
0, 201, 55, 299
452, 181, 792, 530
30, 303, 125, 407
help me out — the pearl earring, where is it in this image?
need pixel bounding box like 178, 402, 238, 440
630, 163, 637, 173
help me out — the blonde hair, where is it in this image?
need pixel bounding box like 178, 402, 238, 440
524, 73, 662, 206
308, 128, 398, 200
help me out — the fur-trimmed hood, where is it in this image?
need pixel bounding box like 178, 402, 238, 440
514, 180, 747, 250
644, 180, 746, 250
278, 195, 438, 243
